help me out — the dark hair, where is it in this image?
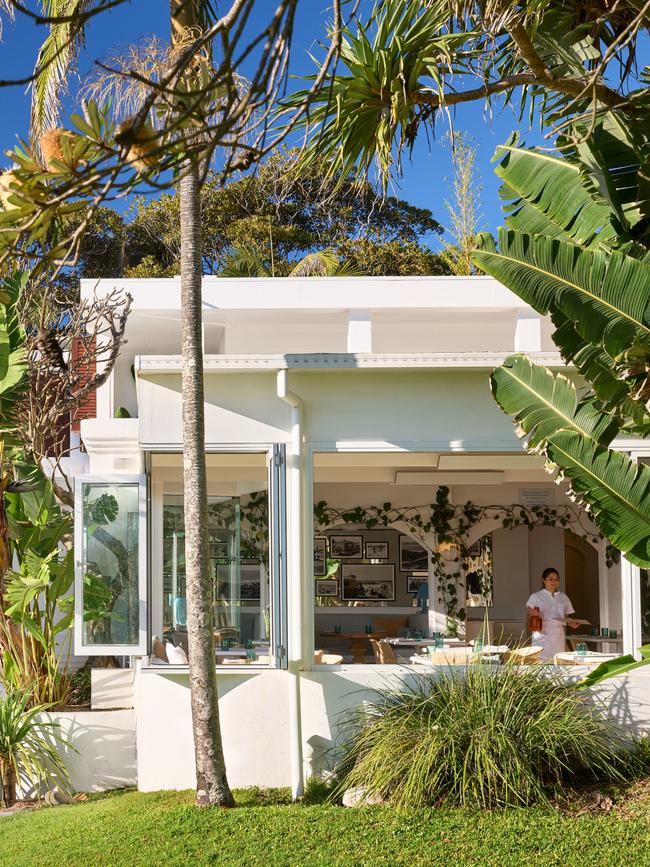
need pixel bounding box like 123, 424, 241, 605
542, 567, 560, 583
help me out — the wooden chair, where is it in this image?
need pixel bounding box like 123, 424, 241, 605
503, 645, 543, 665
370, 638, 398, 664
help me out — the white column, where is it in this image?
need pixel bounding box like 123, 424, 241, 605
347, 310, 372, 353
95, 369, 115, 419
514, 311, 541, 352
621, 555, 642, 659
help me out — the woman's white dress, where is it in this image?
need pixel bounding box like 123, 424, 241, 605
526, 588, 575, 660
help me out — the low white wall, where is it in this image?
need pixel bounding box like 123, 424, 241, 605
134, 665, 650, 791
135, 669, 292, 791
17, 709, 136, 797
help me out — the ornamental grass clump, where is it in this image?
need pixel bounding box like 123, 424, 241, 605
334, 665, 632, 809
0, 689, 72, 807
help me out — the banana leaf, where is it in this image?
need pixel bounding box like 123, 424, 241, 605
546, 431, 650, 566
495, 133, 617, 248
473, 229, 650, 360
577, 644, 650, 688
490, 355, 620, 450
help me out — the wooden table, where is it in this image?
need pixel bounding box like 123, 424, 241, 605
320, 631, 387, 664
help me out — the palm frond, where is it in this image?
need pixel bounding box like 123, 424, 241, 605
30, 0, 95, 138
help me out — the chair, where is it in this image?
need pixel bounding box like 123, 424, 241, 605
371, 616, 408, 637
554, 652, 579, 665
503, 645, 543, 665
370, 639, 398, 664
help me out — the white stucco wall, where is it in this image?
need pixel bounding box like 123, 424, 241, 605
18, 710, 137, 797
134, 666, 650, 792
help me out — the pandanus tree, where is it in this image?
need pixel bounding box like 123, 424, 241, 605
291, 0, 650, 563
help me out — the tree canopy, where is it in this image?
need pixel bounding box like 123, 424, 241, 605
74, 151, 449, 279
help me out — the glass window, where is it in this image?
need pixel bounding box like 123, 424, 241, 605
74, 476, 147, 655
159, 449, 285, 667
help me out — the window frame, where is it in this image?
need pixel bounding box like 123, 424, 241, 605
74, 474, 149, 656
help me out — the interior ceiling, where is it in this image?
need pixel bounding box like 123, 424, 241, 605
151, 451, 549, 486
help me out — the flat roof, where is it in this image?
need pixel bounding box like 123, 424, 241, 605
83, 274, 538, 313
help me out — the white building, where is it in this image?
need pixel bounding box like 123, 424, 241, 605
71, 275, 649, 794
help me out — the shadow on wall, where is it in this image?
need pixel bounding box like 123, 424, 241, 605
18, 710, 137, 796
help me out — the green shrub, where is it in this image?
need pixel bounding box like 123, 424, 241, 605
0, 689, 72, 807
333, 665, 635, 809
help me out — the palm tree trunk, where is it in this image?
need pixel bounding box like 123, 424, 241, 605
179, 157, 234, 807
1, 759, 16, 808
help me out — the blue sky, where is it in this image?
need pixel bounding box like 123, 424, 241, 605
0, 2, 547, 249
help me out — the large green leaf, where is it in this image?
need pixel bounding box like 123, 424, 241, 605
490, 355, 620, 450
545, 431, 650, 566
473, 230, 650, 359
577, 644, 650, 689
495, 134, 617, 248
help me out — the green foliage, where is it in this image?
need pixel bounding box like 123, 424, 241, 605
0, 688, 72, 807
332, 666, 636, 809
66, 150, 447, 281
578, 644, 650, 689
481, 107, 650, 565
1, 465, 75, 707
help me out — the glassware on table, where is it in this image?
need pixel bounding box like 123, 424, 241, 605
413, 630, 423, 640
364, 625, 372, 635
609, 629, 618, 639
473, 638, 484, 654
601, 627, 609, 637
575, 642, 588, 662
435, 634, 444, 649
334, 625, 341, 635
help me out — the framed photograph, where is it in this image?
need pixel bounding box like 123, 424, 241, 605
329, 535, 363, 559
314, 537, 327, 576
341, 564, 395, 601
399, 536, 429, 572
407, 575, 428, 594
240, 565, 261, 602
315, 579, 338, 597
212, 541, 230, 560
364, 541, 388, 559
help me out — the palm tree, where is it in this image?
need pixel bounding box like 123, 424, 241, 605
30, 0, 234, 807
171, 0, 234, 808
220, 246, 362, 278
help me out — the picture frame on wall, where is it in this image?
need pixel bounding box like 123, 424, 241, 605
407, 575, 428, 595
315, 579, 338, 597
399, 536, 429, 572
240, 565, 261, 602
329, 535, 363, 559
314, 537, 327, 576
364, 541, 388, 559
341, 564, 395, 601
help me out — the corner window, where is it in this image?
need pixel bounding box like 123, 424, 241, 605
74, 476, 148, 655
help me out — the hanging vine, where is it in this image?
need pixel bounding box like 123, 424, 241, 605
314, 487, 611, 620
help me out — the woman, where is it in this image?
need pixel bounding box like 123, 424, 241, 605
526, 567, 580, 660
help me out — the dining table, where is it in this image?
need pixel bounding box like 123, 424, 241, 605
554, 651, 619, 666
320, 631, 387, 664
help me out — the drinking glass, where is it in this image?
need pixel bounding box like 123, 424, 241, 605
473, 638, 483, 654
435, 634, 444, 650
609, 629, 618, 639
575, 642, 587, 662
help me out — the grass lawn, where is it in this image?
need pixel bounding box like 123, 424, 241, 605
0, 786, 649, 867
